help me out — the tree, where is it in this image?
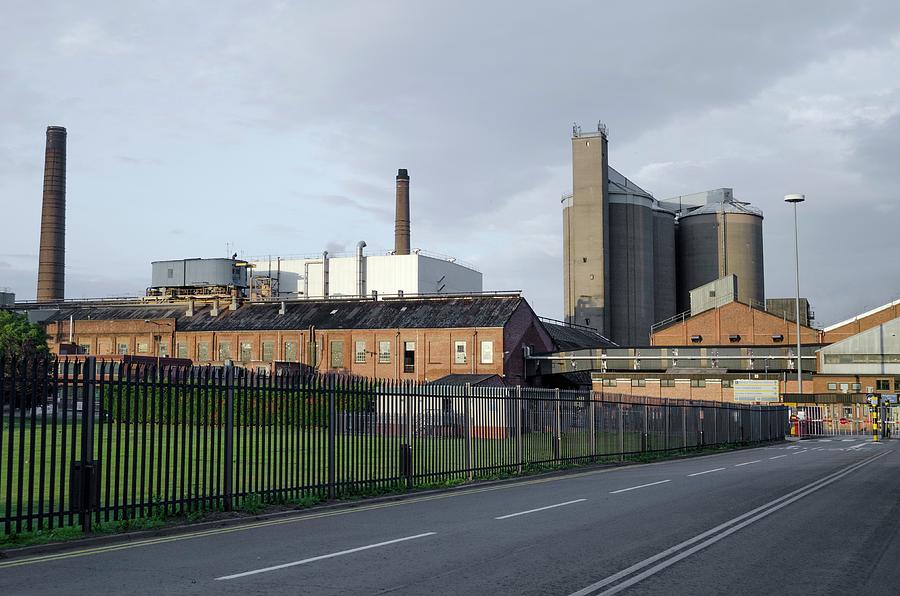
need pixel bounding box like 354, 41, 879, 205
0, 310, 53, 409
0, 310, 50, 359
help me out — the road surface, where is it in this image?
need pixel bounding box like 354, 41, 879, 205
1, 437, 897, 595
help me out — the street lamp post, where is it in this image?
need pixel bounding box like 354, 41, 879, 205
784, 194, 805, 402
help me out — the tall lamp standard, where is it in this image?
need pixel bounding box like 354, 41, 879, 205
784, 194, 805, 400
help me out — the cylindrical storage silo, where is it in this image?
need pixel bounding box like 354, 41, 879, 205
676, 201, 764, 312
652, 205, 677, 324
608, 184, 655, 346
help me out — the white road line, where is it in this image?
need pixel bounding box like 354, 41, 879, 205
687, 468, 726, 477
568, 450, 891, 596
495, 499, 587, 520
769, 455, 787, 460
848, 443, 867, 450
215, 532, 437, 580
610, 480, 671, 494
734, 460, 761, 467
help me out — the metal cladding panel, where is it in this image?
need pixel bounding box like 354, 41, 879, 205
676, 210, 764, 311
151, 259, 247, 289
608, 200, 655, 346
652, 209, 676, 324
416, 256, 482, 294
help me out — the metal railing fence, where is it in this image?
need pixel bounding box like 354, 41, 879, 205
0, 355, 788, 536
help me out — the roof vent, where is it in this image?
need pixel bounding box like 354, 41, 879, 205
330, 309, 338, 315
279, 301, 286, 315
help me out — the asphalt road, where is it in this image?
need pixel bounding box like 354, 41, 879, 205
1, 437, 897, 595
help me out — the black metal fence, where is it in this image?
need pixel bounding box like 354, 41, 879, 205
0, 356, 788, 536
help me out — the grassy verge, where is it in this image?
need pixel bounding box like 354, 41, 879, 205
0, 439, 773, 549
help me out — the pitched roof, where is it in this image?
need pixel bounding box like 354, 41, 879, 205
41, 296, 524, 332
540, 319, 617, 350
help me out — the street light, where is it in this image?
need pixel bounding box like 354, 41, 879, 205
784, 194, 805, 401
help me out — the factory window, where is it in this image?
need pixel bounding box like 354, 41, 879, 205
137, 342, 150, 354
78, 344, 91, 355
876, 379, 890, 391
355, 341, 366, 364
722, 379, 732, 388
454, 341, 467, 365
852, 383, 861, 392
895, 379, 900, 391
158, 342, 169, 358
262, 341, 274, 363
631, 379, 645, 387
284, 341, 297, 362
827, 382, 837, 391
378, 341, 391, 364
240, 342, 253, 363
403, 342, 415, 373
480, 341, 493, 364
117, 343, 128, 355
660, 379, 675, 387
218, 342, 231, 361
840, 383, 849, 393
197, 342, 210, 361
330, 341, 344, 369
176, 343, 188, 359
601, 379, 617, 387
690, 379, 706, 388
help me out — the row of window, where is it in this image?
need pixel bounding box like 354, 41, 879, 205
600, 378, 721, 388
874, 379, 900, 391
825, 382, 863, 392
88, 338, 495, 370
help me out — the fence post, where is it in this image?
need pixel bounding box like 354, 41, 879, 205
223, 363, 234, 512
554, 388, 562, 460
327, 375, 336, 499
682, 405, 687, 450
664, 399, 670, 452
642, 402, 649, 453
618, 402, 625, 461
516, 386, 523, 474
589, 393, 596, 458
464, 383, 473, 481
80, 357, 97, 534
405, 381, 413, 489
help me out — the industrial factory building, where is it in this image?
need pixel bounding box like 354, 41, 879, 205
37, 294, 575, 386
563, 123, 765, 346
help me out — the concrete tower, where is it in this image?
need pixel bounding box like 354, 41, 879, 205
563, 123, 609, 335
36, 126, 67, 302
394, 169, 410, 255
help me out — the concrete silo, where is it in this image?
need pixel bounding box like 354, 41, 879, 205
607, 168, 656, 346
676, 199, 764, 312
652, 205, 677, 324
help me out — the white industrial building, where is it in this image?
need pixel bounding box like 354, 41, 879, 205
249, 245, 482, 299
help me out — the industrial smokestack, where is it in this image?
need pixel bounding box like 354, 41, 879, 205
36, 126, 67, 302
394, 168, 410, 255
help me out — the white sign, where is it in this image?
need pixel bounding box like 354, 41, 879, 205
733, 379, 780, 403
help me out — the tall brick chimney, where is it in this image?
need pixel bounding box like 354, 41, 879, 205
36, 126, 66, 302
394, 168, 410, 255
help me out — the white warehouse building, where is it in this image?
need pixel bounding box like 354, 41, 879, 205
249, 245, 482, 299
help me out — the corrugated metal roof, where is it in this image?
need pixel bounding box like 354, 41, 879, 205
541, 320, 617, 350
42, 296, 524, 331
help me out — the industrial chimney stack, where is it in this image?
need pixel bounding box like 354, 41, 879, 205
394, 168, 410, 255
36, 126, 67, 302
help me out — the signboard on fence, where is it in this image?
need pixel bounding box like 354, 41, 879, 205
733, 379, 780, 403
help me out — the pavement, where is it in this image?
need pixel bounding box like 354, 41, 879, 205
1, 436, 897, 595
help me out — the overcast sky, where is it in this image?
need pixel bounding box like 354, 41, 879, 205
2, 1, 899, 326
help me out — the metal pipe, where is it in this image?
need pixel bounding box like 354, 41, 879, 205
356, 241, 367, 297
